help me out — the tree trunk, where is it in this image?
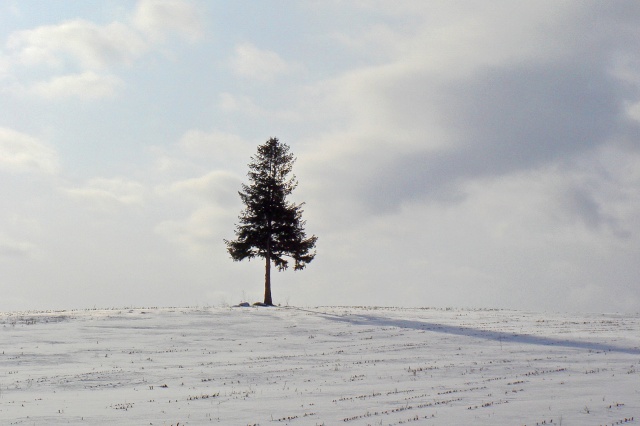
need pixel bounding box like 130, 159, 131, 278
264, 250, 273, 306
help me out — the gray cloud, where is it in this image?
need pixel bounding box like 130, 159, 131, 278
362, 34, 640, 213
561, 185, 631, 238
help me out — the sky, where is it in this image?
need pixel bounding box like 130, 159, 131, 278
1, 1, 639, 313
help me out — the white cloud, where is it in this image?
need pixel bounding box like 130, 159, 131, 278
2, 1, 203, 101
164, 170, 241, 205
0, 235, 33, 258
0, 53, 10, 77
28, 72, 122, 99
0, 127, 58, 174
155, 169, 241, 244
150, 130, 254, 175
132, 0, 203, 42
219, 92, 300, 121
3, 2, 203, 72
155, 205, 231, 254
218, 92, 256, 112
326, 2, 578, 77
63, 178, 146, 208
178, 130, 252, 161
6, 19, 147, 70
625, 100, 640, 123
155, 168, 244, 255
230, 43, 300, 81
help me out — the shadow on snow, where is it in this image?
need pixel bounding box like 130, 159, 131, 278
308, 310, 640, 355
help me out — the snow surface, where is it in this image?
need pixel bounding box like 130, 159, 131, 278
1, 306, 639, 425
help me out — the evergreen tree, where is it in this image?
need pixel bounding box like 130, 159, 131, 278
224, 137, 317, 306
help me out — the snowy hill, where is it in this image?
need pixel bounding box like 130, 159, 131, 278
1, 306, 638, 425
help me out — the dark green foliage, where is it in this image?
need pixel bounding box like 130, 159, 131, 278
224, 137, 317, 305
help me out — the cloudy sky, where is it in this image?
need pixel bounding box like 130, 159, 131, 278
1, 1, 639, 313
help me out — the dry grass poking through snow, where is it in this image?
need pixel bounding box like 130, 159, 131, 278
1, 306, 639, 425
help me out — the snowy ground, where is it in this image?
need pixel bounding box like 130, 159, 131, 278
1, 306, 638, 425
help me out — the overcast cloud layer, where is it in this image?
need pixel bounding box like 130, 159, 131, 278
1, 1, 639, 313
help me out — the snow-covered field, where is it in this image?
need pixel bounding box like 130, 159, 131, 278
1, 306, 638, 425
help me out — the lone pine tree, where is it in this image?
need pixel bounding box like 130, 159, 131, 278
224, 137, 317, 306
